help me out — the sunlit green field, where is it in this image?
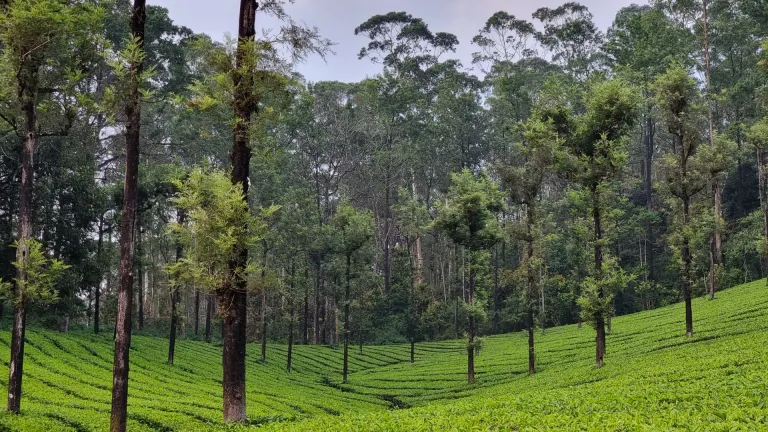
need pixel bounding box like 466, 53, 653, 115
1, 279, 767, 431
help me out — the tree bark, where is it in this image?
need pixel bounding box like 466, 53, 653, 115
683, 197, 694, 337
260, 249, 268, 362
302, 268, 309, 345
286, 263, 295, 372
136, 213, 143, 331
219, 0, 257, 423
110, 1, 146, 430
194, 289, 200, 335
342, 254, 351, 383
526, 204, 536, 375
467, 253, 476, 384
95, 216, 104, 335
205, 295, 212, 343
314, 260, 321, 344
644, 114, 655, 281
168, 209, 185, 366
7, 27, 40, 412
760, 147, 768, 285
592, 185, 606, 369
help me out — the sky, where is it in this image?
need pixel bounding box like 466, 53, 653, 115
151, 0, 642, 83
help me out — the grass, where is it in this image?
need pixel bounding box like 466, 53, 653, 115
0, 279, 767, 431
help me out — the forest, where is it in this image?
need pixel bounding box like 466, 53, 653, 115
0, 0, 768, 430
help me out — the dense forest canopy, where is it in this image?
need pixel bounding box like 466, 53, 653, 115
1, 0, 768, 426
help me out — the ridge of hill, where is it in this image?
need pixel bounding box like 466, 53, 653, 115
1, 280, 767, 431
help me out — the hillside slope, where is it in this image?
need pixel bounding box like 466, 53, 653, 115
0, 280, 767, 431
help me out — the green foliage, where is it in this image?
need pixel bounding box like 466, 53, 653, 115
577, 258, 635, 328
2, 239, 69, 305
166, 168, 278, 294
433, 170, 504, 252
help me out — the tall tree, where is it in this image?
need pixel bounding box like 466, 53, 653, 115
500, 114, 560, 374
434, 170, 503, 383
110, 0, 147, 429
556, 79, 640, 367
0, 0, 101, 414
653, 65, 708, 337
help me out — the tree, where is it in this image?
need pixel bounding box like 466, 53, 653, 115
0, 0, 101, 414
653, 65, 708, 337
329, 203, 374, 383
166, 167, 275, 418
556, 79, 640, 367
434, 170, 504, 383
109, 0, 147, 429
500, 113, 561, 374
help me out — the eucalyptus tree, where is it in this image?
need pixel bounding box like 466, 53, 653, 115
0, 0, 102, 414
533, 2, 603, 82
434, 170, 504, 383
354, 11, 458, 296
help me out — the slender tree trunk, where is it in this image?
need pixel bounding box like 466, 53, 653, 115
205, 295, 212, 343
645, 114, 655, 281
760, 147, 768, 285
314, 260, 321, 344
383, 167, 391, 296
467, 254, 476, 384
526, 204, 536, 375
110, 2, 146, 429
492, 244, 499, 334
683, 197, 694, 337
219, 1, 257, 422
194, 290, 200, 335
592, 185, 606, 369
302, 267, 309, 345
95, 216, 104, 334
342, 254, 351, 383
168, 209, 185, 366
710, 180, 723, 299
287, 262, 295, 371
136, 215, 143, 331
260, 249, 268, 362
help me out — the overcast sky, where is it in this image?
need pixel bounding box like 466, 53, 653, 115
151, 0, 643, 83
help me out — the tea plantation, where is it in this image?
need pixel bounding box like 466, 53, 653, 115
1, 279, 767, 431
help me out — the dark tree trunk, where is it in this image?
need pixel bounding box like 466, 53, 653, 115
260, 249, 268, 362
526, 205, 536, 375
383, 174, 391, 296
760, 147, 768, 285
287, 305, 294, 372
314, 260, 321, 345
194, 290, 200, 335
95, 216, 104, 334
286, 263, 295, 372
592, 185, 606, 369
219, 0, 257, 423
467, 254, 476, 384
168, 209, 185, 366
7, 31, 40, 413
683, 197, 694, 337
110, 2, 146, 430
492, 244, 499, 334
710, 180, 723, 299
644, 115, 655, 281
205, 295, 212, 343
302, 267, 309, 345
136, 214, 143, 331
410, 340, 415, 363
342, 254, 351, 383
